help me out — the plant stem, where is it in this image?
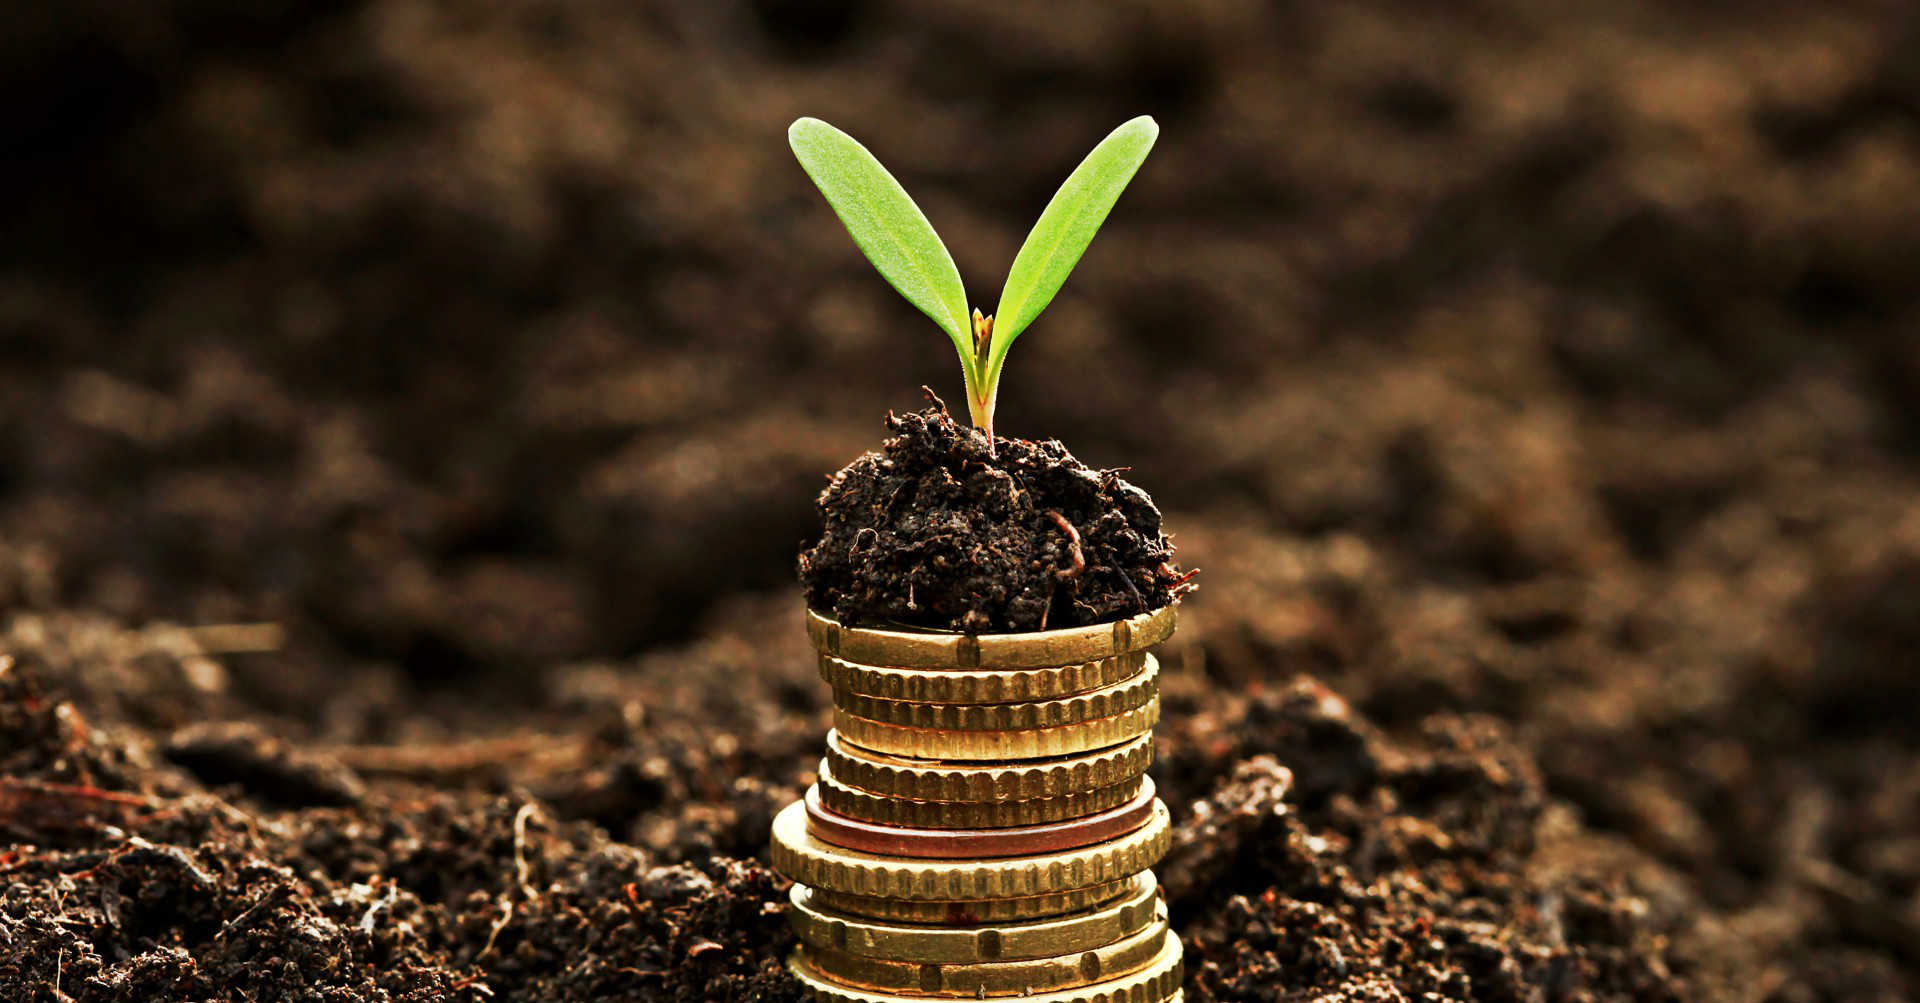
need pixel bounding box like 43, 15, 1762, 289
968, 390, 996, 454
967, 309, 998, 452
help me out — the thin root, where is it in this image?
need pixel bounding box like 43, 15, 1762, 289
1160, 561, 1201, 598
479, 900, 514, 959
1159, 562, 1201, 591
511, 802, 539, 900
0, 778, 151, 835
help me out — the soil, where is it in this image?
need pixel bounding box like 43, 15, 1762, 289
799, 397, 1185, 632
4, 2, 1920, 1001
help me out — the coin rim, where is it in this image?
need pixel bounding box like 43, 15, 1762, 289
818, 762, 1143, 828
806, 604, 1178, 670
769, 798, 1172, 899
823, 731, 1153, 802
803, 778, 1157, 859
833, 698, 1160, 761
809, 878, 1133, 925
788, 872, 1160, 965
819, 650, 1148, 704
831, 657, 1159, 731
799, 917, 1170, 996
788, 929, 1183, 1003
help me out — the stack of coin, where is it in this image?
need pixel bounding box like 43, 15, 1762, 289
770, 605, 1182, 1002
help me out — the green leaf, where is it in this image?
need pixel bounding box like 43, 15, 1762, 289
985, 116, 1158, 401
788, 118, 976, 377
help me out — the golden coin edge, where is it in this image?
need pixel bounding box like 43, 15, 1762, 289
787, 872, 1161, 964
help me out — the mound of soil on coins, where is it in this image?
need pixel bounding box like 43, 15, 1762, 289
799, 397, 1190, 632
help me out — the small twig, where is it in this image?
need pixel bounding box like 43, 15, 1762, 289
1042, 511, 1085, 581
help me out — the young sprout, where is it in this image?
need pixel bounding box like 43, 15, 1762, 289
788, 115, 1159, 446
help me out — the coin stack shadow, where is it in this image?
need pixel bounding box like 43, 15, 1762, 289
770, 606, 1183, 1003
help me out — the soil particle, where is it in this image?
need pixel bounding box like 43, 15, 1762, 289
800, 398, 1189, 632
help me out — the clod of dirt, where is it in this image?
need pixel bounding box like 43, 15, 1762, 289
1156, 756, 1294, 911
165, 721, 367, 808
799, 397, 1189, 632
1163, 693, 1684, 1001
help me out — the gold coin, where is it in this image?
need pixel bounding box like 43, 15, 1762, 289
833, 657, 1158, 731
768, 799, 1171, 900
800, 918, 1170, 997
810, 879, 1132, 925
789, 929, 1183, 1003
806, 604, 1178, 670
789, 872, 1161, 964
818, 763, 1143, 829
819, 650, 1147, 704
834, 698, 1159, 760
823, 731, 1152, 803
806, 779, 1156, 860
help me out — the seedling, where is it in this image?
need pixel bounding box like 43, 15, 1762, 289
789, 115, 1158, 446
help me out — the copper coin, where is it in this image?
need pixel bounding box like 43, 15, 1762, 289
804, 778, 1158, 859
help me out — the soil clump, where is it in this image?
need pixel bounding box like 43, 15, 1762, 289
801, 398, 1187, 632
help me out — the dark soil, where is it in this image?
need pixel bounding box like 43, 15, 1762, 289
799, 398, 1185, 632
4, 2, 1920, 1001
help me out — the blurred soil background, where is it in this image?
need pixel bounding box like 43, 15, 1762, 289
3, 1, 1919, 999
